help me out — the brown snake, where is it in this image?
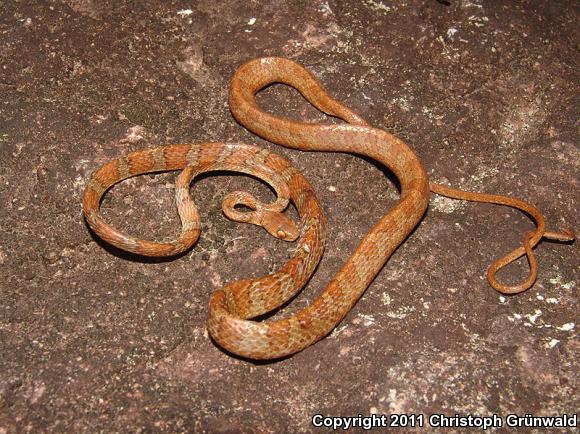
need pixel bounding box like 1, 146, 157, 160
82, 57, 574, 359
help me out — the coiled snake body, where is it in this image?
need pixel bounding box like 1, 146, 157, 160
83, 57, 574, 359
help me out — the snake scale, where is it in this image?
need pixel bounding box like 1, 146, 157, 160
83, 57, 574, 359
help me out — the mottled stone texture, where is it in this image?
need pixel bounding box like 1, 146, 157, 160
0, 0, 578, 432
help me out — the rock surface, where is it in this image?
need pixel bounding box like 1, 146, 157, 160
0, 0, 578, 431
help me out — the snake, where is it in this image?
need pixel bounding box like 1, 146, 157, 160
82, 57, 575, 359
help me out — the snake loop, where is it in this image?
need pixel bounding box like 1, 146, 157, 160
429, 183, 575, 294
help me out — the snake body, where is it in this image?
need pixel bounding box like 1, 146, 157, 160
83, 57, 574, 359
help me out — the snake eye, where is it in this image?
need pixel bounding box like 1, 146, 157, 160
276, 229, 287, 239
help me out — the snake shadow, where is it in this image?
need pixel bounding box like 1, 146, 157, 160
364, 152, 431, 229
358, 153, 429, 235
208, 335, 295, 365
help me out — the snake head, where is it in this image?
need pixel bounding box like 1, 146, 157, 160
221, 192, 299, 242
259, 210, 299, 242
256, 209, 300, 241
